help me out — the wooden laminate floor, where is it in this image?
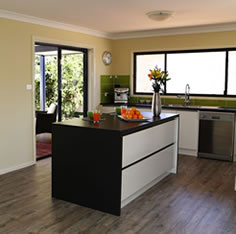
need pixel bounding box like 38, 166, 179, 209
1, 155, 236, 234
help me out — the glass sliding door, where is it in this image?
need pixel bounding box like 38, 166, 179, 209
35, 42, 88, 122
34, 42, 88, 161
34, 44, 58, 111
60, 49, 87, 120
34, 44, 58, 160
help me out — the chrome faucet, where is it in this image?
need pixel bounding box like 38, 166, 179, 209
184, 84, 190, 105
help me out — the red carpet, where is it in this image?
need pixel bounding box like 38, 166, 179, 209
36, 133, 52, 159
36, 141, 51, 158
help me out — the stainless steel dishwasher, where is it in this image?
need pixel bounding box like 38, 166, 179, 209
198, 111, 235, 161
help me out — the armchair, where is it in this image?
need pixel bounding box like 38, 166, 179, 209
36, 103, 57, 135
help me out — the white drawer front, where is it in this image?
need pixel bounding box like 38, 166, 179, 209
122, 119, 177, 168
121, 145, 175, 201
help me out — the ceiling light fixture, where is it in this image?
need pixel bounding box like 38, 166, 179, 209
147, 10, 173, 21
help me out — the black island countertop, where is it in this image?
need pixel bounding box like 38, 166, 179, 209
101, 103, 236, 113
53, 112, 179, 136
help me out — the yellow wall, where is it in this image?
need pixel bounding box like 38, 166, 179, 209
112, 31, 236, 75
0, 18, 112, 173
2, 16, 236, 174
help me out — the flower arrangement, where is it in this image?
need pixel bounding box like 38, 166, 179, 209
148, 66, 170, 93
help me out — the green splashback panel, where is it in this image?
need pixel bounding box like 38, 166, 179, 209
100, 75, 236, 107
129, 96, 236, 107
101, 75, 130, 103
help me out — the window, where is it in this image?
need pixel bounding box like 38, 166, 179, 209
228, 51, 236, 95
167, 52, 226, 95
134, 49, 236, 96
135, 53, 165, 93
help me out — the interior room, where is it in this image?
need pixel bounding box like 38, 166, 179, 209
1, 0, 236, 233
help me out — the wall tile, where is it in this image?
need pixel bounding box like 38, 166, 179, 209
101, 75, 130, 103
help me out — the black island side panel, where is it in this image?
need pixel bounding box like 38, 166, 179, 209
52, 124, 122, 216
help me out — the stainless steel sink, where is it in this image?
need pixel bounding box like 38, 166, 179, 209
162, 104, 219, 109
162, 104, 184, 107
163, 104, 200, 108
199, 106, 220, 109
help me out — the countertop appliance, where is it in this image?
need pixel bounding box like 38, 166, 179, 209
198, 111, 235, 161
114, 88, 129, 104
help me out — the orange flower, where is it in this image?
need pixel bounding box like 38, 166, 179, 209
148, 65, 170, 92
148, 73, 152, 80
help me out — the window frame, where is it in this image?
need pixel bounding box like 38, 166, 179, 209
133, 48, 236, 97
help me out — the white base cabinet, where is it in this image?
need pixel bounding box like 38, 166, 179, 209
162, 109, 199, 156
121, 118, 178, 207
137, 107, 199, 156
178, 110, 199, 156
121, 145, 175, 206
122, 120, 177, 167
103, 105, 199, 156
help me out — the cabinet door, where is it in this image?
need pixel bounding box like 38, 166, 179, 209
122, 119, 178, 167
177, 110, 199, 151
122, 145, 175, 202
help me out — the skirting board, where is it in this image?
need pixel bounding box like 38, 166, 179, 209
179, 148, 197, 157
121, 171, 170, 209
0, 161, 35, 175
235, 176, 236, 191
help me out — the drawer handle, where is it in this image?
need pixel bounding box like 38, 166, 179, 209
211, 116, 220, 120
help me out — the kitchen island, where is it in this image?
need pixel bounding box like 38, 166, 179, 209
52, 112, 179, 216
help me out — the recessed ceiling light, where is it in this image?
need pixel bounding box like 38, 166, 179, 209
147, 10, 173, 21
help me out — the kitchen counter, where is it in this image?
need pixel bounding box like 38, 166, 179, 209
52, 112, 179, 215
101, 103, 236, 113
162, 104, 236, 113
54, 112, 178, 136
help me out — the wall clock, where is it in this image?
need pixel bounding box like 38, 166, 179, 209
102, 51, 112, 65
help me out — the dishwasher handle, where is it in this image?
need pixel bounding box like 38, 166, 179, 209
211, 116, 220, 120
199, 112, 235, 121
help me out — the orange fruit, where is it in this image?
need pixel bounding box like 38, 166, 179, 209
131, 107, 136, 111
121, 108, 127, 114
138, 114, 143, 119
133, 114, 138, 119
127, 114, 132, 119
136, 110, 140, 115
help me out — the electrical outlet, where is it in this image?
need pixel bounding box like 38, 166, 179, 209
26, 84, 32, 90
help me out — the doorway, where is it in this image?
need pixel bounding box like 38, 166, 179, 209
34, 42, 88, 160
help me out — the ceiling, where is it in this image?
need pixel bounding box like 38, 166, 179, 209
1, 0, 236, 37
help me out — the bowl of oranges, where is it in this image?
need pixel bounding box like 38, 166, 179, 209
118, 107, 149, 122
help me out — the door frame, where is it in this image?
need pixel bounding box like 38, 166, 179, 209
34, 42, 88, 121
32, 36, 96, 162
